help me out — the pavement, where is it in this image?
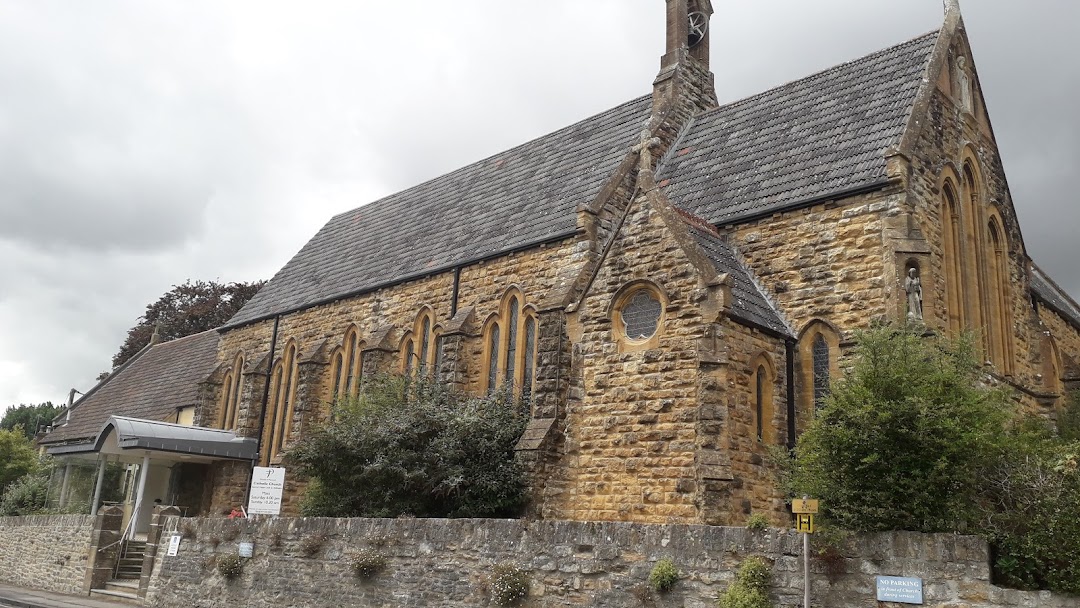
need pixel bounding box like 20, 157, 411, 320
0, 584, 130, 608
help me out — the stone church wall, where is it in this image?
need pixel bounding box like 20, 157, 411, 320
0, 514, 95, 596
202, 238, 582, 515
545, 200, 718, 524
903, 33, 1053, 415
143, 516, 1077, 608
698, 319, 789, 526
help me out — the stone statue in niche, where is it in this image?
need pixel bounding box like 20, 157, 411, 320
956, 56, 973, 113
905, 267, 924, 322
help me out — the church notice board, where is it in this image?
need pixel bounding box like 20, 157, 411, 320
248, 467, 286, 515
876, 576, 924, 604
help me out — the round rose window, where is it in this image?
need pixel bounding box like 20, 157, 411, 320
621, 290, 663, 341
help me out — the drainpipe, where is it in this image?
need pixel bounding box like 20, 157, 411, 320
450, 266, 462, 317
785, 339, 797, 450
245, 315, 281, 508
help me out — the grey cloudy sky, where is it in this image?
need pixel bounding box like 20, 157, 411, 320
1, 0, 1077, 411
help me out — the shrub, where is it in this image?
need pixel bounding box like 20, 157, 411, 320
349, 548, 387, 578
216, 554, 244, 580
1059, 392, 1080, 442
979, 428, 1080, 594
745, 513, 769, 531
299, 532, 329, 557
789, 326, 1011, 533
718, 557, 771, 608
289, 374, 529, 518
0, 472, 49, 516
490, 563, 529, 606
648, 558, 679, 593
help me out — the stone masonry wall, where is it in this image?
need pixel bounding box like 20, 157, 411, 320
902, 29, 1059, 415
204, 239, 582, 515
144, 517, 1076, 608
544, 198, 720, 524
0, 514, 95, 596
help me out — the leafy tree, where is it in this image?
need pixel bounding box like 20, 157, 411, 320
289, 375, 529, 519
0, 428, 39, 494
788, 325, 1012, 533
111, 279, 265, 368
0, 470, 49, 516
1, 402, 62, 440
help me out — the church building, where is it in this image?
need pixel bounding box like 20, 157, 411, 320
40, 0, 1080, 531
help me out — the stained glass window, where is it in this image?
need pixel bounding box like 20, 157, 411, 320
812, 335, 830, 411
488, 324, 500, 392
622, 290, 662, 340
505, 298, 519, 385
522, 317, 536, 404
419, 317, 431, 375
756, 366, 765, 441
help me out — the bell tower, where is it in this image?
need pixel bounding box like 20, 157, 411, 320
662, 0, 712, 70
651, 0, 718, 143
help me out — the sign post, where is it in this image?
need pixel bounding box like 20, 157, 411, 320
792, 497, 819, 608
247, 467, 286, 516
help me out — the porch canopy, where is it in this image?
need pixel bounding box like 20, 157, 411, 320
46, 415, 258, 462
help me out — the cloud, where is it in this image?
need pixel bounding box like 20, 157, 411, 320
1, 0, 1078, 411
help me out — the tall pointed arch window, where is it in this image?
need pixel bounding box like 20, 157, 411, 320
812, 336, 830, 410
751, 356, 776, 444
798, 321, 839, 424
264, 340, 299, 464
482, 289, 538, 399
942, 182, 964, 334
986, 216, 1013, 373
218, 353, 244, 430
401, 308, 438, 376
330, 326, 363, 401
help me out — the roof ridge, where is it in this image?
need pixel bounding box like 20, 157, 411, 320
695, 29, 941, 121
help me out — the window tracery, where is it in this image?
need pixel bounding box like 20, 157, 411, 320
482, 289, 538, 398
264, 340, 299, 464
218, 353, 244, 430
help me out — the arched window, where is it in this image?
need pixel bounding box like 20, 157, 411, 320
751, 357, 776, 444
986, 217, 1013, 373
218, 353, 244, 430
962, 162, 988, 353
330, 326, 363, 401
798, 321, 839, 423
482, 289, 538, 398
812, 336, 830, 410
264, 340, 299, 464
401, 308, 438, 376
942, 182, 964, 334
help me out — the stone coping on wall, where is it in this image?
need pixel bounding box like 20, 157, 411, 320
137, 517, 1078, 608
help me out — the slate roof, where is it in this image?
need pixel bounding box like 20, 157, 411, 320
41, 330, 221, 445
227, 31, 940, 327
680, 215, 793, 338
657, 30, 939, 225
1031, 265, 1080, 330
226, 96, 654, 328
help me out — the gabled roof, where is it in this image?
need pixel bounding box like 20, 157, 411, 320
1031, 264, 1080, 331
225, 97, 653, 328
676, 211, 793, 338
41, 330, 220, 445
657, 30, 939, 225
226, 31, 940, 327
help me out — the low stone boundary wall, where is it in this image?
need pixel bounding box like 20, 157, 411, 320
0, 514, 96, 596
144, 517, 1076, 608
